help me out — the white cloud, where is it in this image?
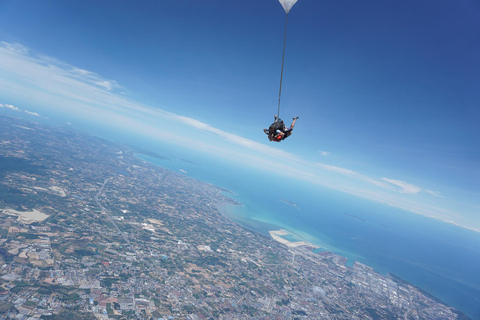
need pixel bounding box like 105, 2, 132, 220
426, 189, 443, 198
0, 42, 29, 55
382, 178, 421, 194
317, 163, 357, 176
24, 110, 40, 116
0, 103, 20, 111
1, 41, 476, 232
316, 163, 392, 189
69, 67, 120, 91
0, 42, 121, 93
0, 41, 302, 166
316, 164, 428, 197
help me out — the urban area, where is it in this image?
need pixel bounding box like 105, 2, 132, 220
0, 115, 468, 319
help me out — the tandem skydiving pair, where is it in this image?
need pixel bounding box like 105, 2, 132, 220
265, 1, 300, 143
264, 115, 299, 142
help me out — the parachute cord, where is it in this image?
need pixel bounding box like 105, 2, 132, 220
277, 13, 288, 121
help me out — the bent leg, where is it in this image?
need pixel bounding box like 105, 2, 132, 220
289, 117, 298, 130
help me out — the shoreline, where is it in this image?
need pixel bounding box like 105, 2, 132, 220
216, 202, 277, 239
269, 229, 320, 248
136, 150, 478, 320
218, 200, 473, 319
389, 273, 471, 320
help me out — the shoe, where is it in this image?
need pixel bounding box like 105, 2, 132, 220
293, 116, 299, 120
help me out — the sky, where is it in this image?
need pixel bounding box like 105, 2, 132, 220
0, 0, 479, 231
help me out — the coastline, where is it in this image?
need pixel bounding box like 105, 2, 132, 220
135, 152, 473, 319
216, 202, 280, 238
135, 152, 479, 320
389, 273, 471, 320
218, 201, 473, 319
136, 152, 382, 267
269, 229, 319, 248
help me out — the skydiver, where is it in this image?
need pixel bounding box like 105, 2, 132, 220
264, 115, 299, 142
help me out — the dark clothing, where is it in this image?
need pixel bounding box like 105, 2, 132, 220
264, 116, 297, 142
268, 119, 285, 135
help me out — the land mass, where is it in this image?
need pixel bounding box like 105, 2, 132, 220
279, 199, 299, 208
129, 146, 170, 161
344, 213, 368, 223
0, 115, 468, 320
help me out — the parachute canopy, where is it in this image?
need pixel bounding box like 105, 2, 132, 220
278, 0, 298, 14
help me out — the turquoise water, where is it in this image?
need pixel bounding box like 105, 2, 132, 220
137, 152, 480, 319
2, 110, 479, 319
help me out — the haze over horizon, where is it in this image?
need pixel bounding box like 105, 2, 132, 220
0, 0, 479, 232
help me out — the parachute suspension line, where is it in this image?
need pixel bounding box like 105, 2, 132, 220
277, 13, 288, 121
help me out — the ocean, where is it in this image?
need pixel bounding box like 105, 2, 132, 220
2, 111, 479, 318
136, 150, 480, 319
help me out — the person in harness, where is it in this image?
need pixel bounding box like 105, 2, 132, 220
264, 115, 299, 142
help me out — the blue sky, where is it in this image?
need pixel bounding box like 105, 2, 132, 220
0, 0, 479, 231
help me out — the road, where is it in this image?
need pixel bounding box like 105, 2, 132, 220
94, 177, 131, 247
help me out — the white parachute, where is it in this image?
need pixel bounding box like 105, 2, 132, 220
274, 0, 299, 123
278, 0, 298, 14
